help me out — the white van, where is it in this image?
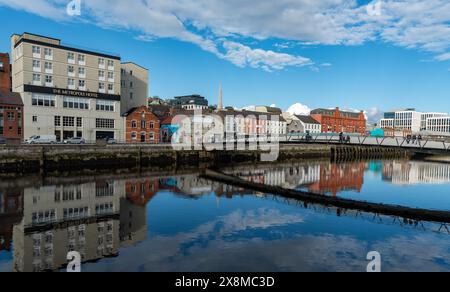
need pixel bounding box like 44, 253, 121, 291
25, 135, 57, 144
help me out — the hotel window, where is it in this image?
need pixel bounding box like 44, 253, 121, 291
32, 46, 40, 54
96, 118, 114, 129
44, 48, 53, 59
99, 70, 105, 80
79, 80, 85, 88
96, 100, 114, 112
108, 84, 114, 92
44, 62, 52, 70
98, 58, 105, 67
32, 60, 41, 71
68, 78, 75, 88
107, 60, 114, 69
32, 116, 38, 123
32, 46, 41, 57
32, 94, 56, 107
78, 67, 86, 76
78, 54, 85, 64
32, 73, 41, 83
68, 65, 75, 76
68, 52, 75, 62
107, 72, 114, 80
45, 75, 53, 85
77, 117, 82, 128
63, 116, 75, 127
63, 97, 89, 110
99, 82, 105, 92
55, 116, 61, 127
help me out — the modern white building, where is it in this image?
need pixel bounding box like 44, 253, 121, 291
379, 109, 448, 134
11, 33, 125, 141
426, 116, 450, 135
421, 113, 447, 131
379, 118, 394, 129
394, 110, 422, 132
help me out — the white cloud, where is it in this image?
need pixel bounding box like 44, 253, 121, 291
364, 107, 384, 123
1, 0, 450, 70
220, 41, 313, 71
435, 53, 450, 61
287, 103, 311, 116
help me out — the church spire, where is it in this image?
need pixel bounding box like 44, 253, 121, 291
218, 82, 223, 111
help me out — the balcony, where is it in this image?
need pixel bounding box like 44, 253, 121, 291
68, 72, 75, 77
108, 78, 114, 83
79, 86, 86, 91
45, 68, 53, 74
68, 58, 75, 64
45, 82, 54, 87
32, 80, 42, 86
44, 54, 53, 61
32, 66, 41, 73
78, 60, 86, 66
99, 64, 105, 69
68, 84, 76, 90
108, 90, 114, 94
108, 65, 114, 71
33, 53, 41, 59
99, 88, 106, 93
99, 76, 106, 82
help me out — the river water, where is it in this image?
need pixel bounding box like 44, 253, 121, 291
1, 159, 450, 272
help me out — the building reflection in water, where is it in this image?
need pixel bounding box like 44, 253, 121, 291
228, 161, 366, 197
0, 188, 23, 252
4, 159, 450, 272
382, 160, 450, 185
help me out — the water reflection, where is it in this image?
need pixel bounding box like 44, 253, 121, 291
226, 160, 450, 195
1, 159, 450, 272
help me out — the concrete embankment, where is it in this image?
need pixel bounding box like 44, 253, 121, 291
0, 143, 409, 174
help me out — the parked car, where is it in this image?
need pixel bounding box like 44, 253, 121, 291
0, 137, 6, 145
106, 138, 117, 144
64, 137, 86, 144
25, 135, 57, 144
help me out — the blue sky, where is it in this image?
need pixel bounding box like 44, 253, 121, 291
0, 0, 449, 121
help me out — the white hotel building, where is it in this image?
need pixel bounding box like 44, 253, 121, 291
11, 33, 147, 142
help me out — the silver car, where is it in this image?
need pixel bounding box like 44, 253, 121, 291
65, 137, 86, 144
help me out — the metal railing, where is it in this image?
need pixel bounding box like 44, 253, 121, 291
286, 133, 450, 152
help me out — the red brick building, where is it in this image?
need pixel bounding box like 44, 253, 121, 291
122, 106, 160, 143
311, 107, 366, 134
0, 53, 11, 92
0, 53, 24, 140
